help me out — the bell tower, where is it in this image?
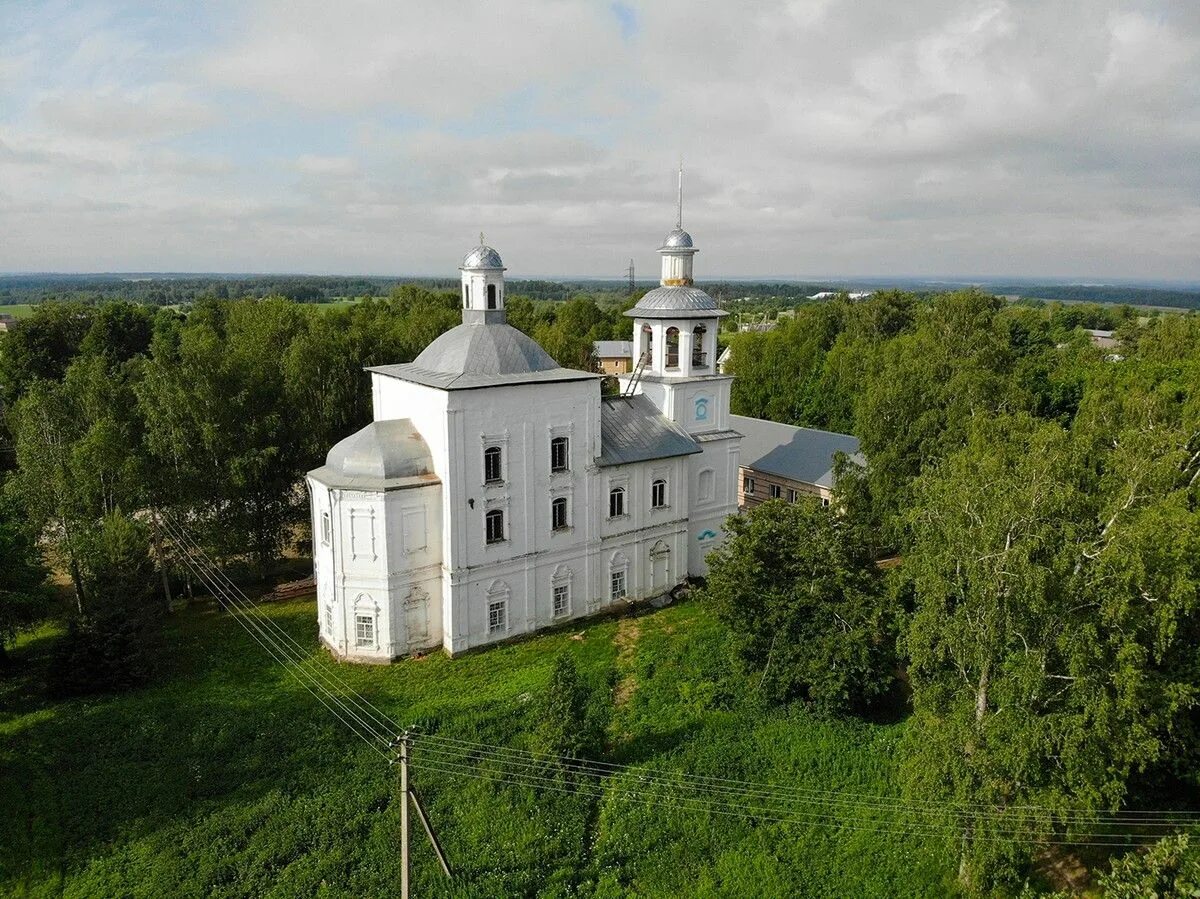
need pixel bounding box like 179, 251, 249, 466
460, 236, 506, 324
617, 164, 741, 577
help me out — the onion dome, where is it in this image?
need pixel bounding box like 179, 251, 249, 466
660, 228, 694, 249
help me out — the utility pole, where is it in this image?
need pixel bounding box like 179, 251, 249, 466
400, 734, 410, 899
393, 731, 452, 896
626, 258, 636, 295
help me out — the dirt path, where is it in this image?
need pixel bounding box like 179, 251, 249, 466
612, 616, 642, 709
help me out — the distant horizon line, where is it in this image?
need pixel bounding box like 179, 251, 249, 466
3, 271, 1200, 290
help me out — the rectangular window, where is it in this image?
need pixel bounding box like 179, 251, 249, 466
743, 476, 755, 495
553, 584, 569, 617
609, 486, 626, 518
822, 497, 831, 508
611, 570, 626, 601
551, 497, 568, 530
488, 599, 507, 634
355, 614, 374, 647
325, 605, 334, 634
320, 511, 331, 546
770, 484, 782, 499
788, 488, 799, 502
550, 436, 569, 473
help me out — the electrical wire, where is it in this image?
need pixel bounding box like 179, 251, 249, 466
155, 512, 1200, 848
408, 738, 1189, 843
160, 513, 406, 744
158, 516, 397, 758
409, 731, 1200, 828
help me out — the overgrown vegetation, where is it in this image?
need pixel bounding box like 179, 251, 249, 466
0, 599, 959, 897
3, 286, 1199, 895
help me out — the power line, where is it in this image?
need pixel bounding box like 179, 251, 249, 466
407, 737, 1196, 841
154, 514, 1200, 854
408, 732, 1200, 828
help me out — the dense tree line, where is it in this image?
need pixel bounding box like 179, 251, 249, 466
709, 291, 1200, 893
0, 288, 629, 673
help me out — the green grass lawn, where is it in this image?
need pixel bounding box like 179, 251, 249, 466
0, 598, 959, 898
0, 304, 38, 319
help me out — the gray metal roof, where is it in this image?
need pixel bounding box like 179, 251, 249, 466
460, 244, 504, 270
660, 228, 694, 249
731, 414, 863, 488
309, 419, 440, 491
594, 340, 633, 358
625, 285, 729, 319
370, 322, 601, 390
598, 394, 701, 467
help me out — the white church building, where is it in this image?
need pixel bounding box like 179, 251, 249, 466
307, 219, 742, 661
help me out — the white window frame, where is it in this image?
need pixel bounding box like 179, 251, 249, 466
651, 478, 667, 509
355, 613, 375, 648
483, 445, 503, 484
485, 509, 505, 544
320, 511, 331, 546
788, 488, 799, 502
553, 583, 570, 617
551, 496, 569, 531
609, 486, 626, 518
488, 598, 507, 634
770, 484, 782, 499
743, 476, 755, 495
550, 435, 569, 473
610, 569, 627, 601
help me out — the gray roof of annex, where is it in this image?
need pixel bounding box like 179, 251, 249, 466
731, 414, 863, 489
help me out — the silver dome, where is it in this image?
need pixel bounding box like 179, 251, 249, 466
324, 419, 434, 481
625, 285, 728, 320
412, 322, 558, 376
461, 245, 504, 269
661, 228, 694, 249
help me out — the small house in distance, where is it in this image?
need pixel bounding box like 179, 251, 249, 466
0, 313, 15, 333
593, 340, 634, 375
731, 414, 862, 509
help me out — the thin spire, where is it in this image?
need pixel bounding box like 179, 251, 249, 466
676, 157, 683, 229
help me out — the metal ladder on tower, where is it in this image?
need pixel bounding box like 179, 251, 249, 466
623, 350, 651, 396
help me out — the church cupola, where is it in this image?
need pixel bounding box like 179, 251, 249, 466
460, 236, 506, 324
659, 164, 697, 286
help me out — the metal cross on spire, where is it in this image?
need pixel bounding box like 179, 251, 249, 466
479, 231, 485, 246
676, 157, 684, 230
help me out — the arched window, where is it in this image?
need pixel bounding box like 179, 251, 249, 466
486, 581, 509, 633
487, 283, 497, 309
651, 478, 667, 509
550, 436, 569, 472
609, 486, 626, 518
692, 324, 707, 367
665, 327, 680, 369
484, 445, 502, 483
609, 552, 629, 601
485, 509, 505, 544
551, 496, 568, 530
698, 469, 714, 501
641, 323, 653, 366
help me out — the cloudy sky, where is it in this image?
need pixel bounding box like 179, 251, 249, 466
2, 1, 1198, 280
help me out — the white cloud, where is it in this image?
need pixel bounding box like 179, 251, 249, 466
0, 0, 1198, 278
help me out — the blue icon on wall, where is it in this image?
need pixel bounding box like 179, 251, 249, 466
694, 396, 709, 421
697, 529, 717, 541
